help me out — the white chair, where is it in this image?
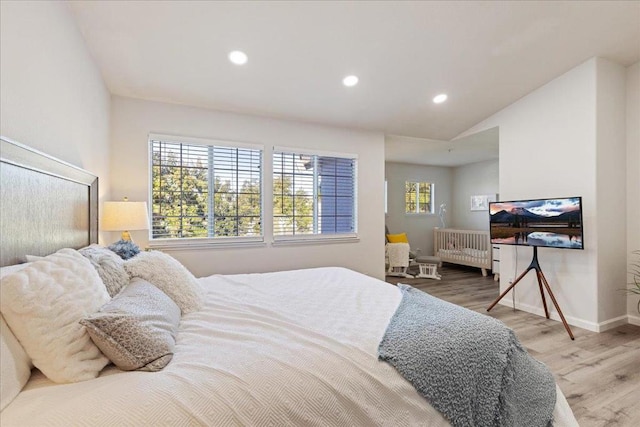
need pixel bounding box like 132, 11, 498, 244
385, 242, 414, 278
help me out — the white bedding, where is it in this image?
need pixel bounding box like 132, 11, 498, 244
1, 267, 577, 426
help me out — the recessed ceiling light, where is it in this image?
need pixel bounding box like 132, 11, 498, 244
433, 94, 448, 104
228, 50, 248, 65
343, 75, 359, 87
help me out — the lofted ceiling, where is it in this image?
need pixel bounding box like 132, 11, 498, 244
67, 1, 639, 164
385, 127, 499, 167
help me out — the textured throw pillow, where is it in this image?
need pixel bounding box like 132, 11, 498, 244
79, 244, 129, 297
0, 263, 32, 411
81, 278, 180, 371
0, 315, 31, 410
0, 249, 110, 383
0, 263, 31, 278
387, 233, 409, 243
125, 251, 204, 314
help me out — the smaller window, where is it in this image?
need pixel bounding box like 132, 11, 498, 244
405, 181, 434, 214
273, 149, 357, 240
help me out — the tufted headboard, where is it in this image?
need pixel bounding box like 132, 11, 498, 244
0, 137, 98, 267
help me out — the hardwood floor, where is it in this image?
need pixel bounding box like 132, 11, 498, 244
385, 264, 640, 427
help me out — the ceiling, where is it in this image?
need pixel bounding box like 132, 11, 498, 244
385, 127, 499, 167
67, 1, 639, 164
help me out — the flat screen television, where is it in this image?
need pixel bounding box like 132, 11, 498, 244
489, 196, 583, 249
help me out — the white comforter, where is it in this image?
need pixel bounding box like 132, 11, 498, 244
1, 267, 577, 426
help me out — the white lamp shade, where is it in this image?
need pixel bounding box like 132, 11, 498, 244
102, 201, 150, 232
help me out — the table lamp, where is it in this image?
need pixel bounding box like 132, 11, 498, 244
102, 197, 150, 243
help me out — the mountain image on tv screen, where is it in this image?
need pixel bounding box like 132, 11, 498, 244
489, 197, 583, 249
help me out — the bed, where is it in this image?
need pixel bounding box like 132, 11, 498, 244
0, 137, 578, 426
434, 228, 493, 276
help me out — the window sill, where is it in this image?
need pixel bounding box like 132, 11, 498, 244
148, 237, 266, 251
272, 235, 359, 246
147, 235, 360, 250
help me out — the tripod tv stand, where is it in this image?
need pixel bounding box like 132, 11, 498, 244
486, 246, 575, 340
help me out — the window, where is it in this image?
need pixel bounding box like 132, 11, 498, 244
150, 137, 262, 241
273, 150, 357, 239
384, 180, 388, 215
405, 181, 434, 214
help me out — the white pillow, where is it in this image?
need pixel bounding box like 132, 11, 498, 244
0, 315, 31, 410
81, 278, 181, 372
0, 263, 30, 278
125, 251, 204, 314
0, 249, 111, 383
0, 263, 32, 411
78, 244, 129, 297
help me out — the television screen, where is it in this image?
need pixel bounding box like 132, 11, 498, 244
489, 197, 583, 249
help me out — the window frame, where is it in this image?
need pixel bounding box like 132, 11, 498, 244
404, 181, 435, 215
272, 147, 358, 244
147, 133, 265, 250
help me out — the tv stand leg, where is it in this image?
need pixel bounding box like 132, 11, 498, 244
536, 270, 550, 319
538, 270, 575, 340
486, 266, 532, 311
487, 247, 575, 340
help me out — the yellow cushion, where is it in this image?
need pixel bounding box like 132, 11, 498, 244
387, 233, 409, 243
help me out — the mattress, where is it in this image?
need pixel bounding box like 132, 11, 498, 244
1, 267, 578, 426
438, 248, 488, 259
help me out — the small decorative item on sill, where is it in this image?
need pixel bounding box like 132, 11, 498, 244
108, 239, 141, 260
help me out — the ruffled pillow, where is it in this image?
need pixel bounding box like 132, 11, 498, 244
125, 251, 204, 314
0, 315, 31, 410
0, 263, 33, 410
0, 249, 110, 383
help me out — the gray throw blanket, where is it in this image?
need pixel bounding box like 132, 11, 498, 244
378, 284, 556, 427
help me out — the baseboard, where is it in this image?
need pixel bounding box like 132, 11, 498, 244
497, 300, 599, 332
597, 315, 630, 332
497, 300, 640, 331
628, 313, 640, 326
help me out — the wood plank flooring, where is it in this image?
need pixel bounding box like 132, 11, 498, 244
385, 264, 640, 427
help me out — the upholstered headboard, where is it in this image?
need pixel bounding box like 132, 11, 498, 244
0, 137, 98, 267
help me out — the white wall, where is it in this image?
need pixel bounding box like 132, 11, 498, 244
456, 57, 630, 331
110, 96, 386, 278
627, 62, 640, 324
384, 162, 452, 256
595, 59, 628, 325
383, 159, 497, 254
451, 159, 499, 230
0, 1, 111, 209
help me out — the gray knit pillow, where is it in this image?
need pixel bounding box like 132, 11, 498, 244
79, 244, 129, 297
80, 278, 180, 372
